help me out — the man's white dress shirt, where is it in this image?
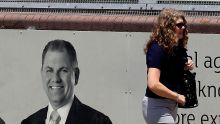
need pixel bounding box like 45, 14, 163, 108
45, 95, 74, 124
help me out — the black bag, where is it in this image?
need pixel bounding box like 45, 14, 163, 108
178, 70, 198, 108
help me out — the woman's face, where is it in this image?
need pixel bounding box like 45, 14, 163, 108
175, 17, 186, 40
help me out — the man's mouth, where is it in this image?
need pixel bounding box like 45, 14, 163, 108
49, 86, 64, 89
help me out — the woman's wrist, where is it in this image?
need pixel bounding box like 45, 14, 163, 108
172, 92, 179, 102
176, 93, 179, 102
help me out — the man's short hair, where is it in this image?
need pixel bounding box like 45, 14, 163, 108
42, 39, 80, 85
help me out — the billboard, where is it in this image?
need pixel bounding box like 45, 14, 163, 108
0, 30, 219, 124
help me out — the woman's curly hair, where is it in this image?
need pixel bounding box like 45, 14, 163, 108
144, 8, 188, 54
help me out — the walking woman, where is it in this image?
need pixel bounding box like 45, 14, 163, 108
142, 8, 194, 124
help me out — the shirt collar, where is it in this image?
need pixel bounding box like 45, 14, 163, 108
46, 94, 74, 124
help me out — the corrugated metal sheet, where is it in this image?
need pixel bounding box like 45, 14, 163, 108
0, 0, 138, 3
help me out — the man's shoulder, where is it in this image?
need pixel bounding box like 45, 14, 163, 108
80, 102, 108, 118
21, 106, 47, 124
71, 97, 112, 124
0, 117, 5, 124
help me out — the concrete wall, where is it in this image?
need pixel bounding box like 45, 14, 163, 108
0, 30, 219, 124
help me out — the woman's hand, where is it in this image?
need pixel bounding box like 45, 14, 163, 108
177, 94, 186, 106
185, 59, 194, 70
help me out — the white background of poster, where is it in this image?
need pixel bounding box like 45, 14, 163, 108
0, 30, 219, 124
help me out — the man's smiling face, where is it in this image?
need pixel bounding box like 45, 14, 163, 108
41, 50, 74, 109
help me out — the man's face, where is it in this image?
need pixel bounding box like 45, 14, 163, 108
41, 50, 74, 109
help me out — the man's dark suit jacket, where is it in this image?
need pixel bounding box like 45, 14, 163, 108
0, 117, 5, 124
21, 96, 112, 124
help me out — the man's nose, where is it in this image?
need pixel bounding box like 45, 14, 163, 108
51, 73, 61, 83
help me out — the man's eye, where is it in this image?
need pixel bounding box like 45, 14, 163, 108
62, 69, 68, 73
46, 70, 52, 73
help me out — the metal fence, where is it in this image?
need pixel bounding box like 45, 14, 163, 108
157, 0, 220, 5
0, 0, 220, 17
2, 0, 220, 5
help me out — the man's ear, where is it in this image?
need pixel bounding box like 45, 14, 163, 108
74, 67, 80, 85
